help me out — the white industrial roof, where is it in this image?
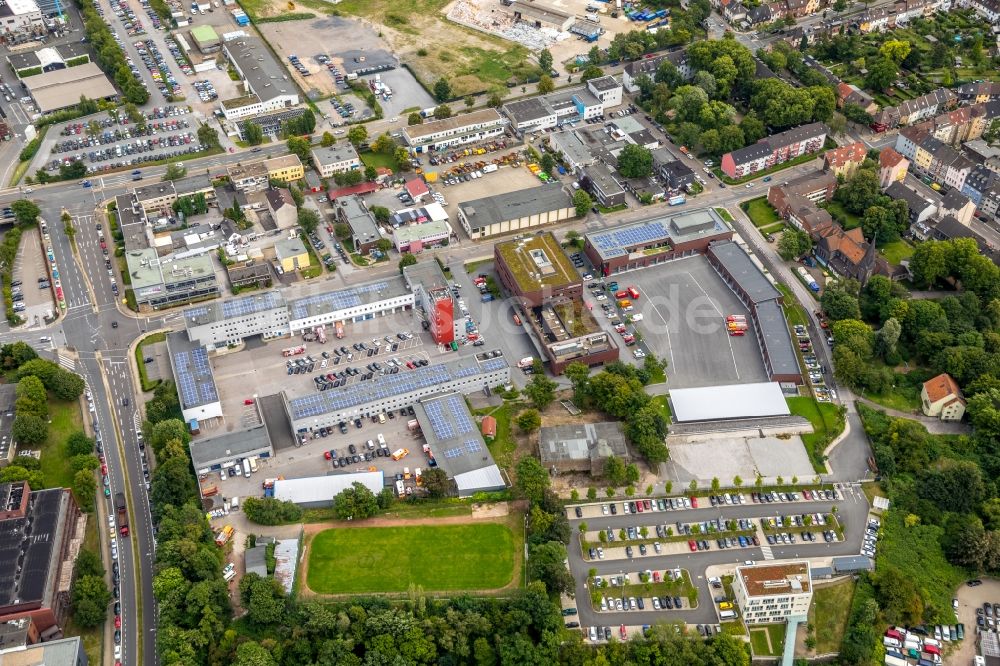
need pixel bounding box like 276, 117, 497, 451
273, 472, 384, 504
670, 382, 790, 422
452, 464, 505, 497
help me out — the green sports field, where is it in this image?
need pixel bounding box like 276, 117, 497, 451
306, 523, 516, 593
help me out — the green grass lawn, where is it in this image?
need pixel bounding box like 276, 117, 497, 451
40, 399, 83, 490
742, 197, 779, 228
760, 222, 786, 235
307, 523, 516, 593
879, 239, 915, 265
64, 515, 103, 665
714, 207, 734, 222
822, 200, 862, 230
359, 151, 400, 172
749, 623, 786, 657
650, 395, 671, 421
478, 402, 516, 470
865, 385, 921, 412
787, 397, 845, 472
810, 579, 855, 654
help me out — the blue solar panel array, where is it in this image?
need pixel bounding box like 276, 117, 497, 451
424, 395, 475, 441
288, 282, 391, 320
590, 221, 670, 258
174, 347, 218, 408
288, 353, 509, 421
221, 291, 283, 319
444, 439, 483, 459
480, 357, 509, 373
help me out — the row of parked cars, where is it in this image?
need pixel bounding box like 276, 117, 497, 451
52, 118, 191, 154
133, 38, 182, 98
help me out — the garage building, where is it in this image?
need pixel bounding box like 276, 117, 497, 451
189, 422, 273, 474
282, 352, 511, 437
583, 208, 733, 275
506, 0, 574, 31
706, 241, 801, 383
538, 422, 629, 475
669, 383, 791, 422
166, 331, 223, 424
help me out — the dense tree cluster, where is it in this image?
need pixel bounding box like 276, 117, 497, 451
833, 164, 910, 244
77, 0, 148, 104
70, 549, 111, 628
565, 360, 669, 464
243, 497, 304, 525
15, 358, 86, 400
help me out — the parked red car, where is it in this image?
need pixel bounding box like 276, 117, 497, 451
690, 496, 699, 508
688, 540, 697, 552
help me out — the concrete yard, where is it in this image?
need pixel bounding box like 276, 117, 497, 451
627, 255, 771, 389
437, 165, 544, 232
258, 16, 398, 99
664, 435, 816, 486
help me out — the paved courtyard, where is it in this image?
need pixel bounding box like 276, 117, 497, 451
628, 255, 771, 389
664, 435, 816, 485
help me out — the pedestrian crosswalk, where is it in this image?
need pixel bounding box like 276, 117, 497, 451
759, 542, 774, 560
58, 354, 75, 372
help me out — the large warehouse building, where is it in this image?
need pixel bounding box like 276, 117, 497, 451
457, 183, 576, 239
21, 62, 117, 114
282, 351, 511, 437
412, 393, 505, 497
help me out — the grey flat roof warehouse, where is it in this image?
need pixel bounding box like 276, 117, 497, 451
458, 184, 572, 232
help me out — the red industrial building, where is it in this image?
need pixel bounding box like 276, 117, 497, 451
583, 208, 733, 276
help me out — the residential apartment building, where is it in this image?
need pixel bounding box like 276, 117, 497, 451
621, 50, 691, 93
939, 188, 977, 226
879, 147, 910, 189
720, 122, 828, 179
580, 162, 627, 208
894, 130, 974, 190
921, 373, 966, 421
886, 181, 937, 225
823, 141, 867, 179
733, 562, 813, 625
310, 143, 361, 178
962, 164, 999, 205
227, 155, 304, 193
401, 109, 507, 152
836, 83, 878, 115
335, 195, 382, 254
871, 88, 957, 132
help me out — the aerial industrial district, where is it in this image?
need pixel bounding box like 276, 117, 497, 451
0, 0, 999, 663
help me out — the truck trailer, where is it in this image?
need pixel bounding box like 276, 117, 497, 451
115, 492, 129, 536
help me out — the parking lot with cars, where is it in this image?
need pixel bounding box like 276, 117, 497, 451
563, 485, 874, 638
40, 106, 204, 176
9, 226, 56, 325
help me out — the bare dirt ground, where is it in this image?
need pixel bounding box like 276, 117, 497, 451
247, 0, 535, 96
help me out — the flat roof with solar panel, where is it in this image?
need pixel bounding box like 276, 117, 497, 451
184, 290, 286, 329
412, 393, 499, 479
0, 486, 67, 612
586, 208, 729, 261
166, 331, 220, 410
286, 277, 410, 322
284, 352, 510, 426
